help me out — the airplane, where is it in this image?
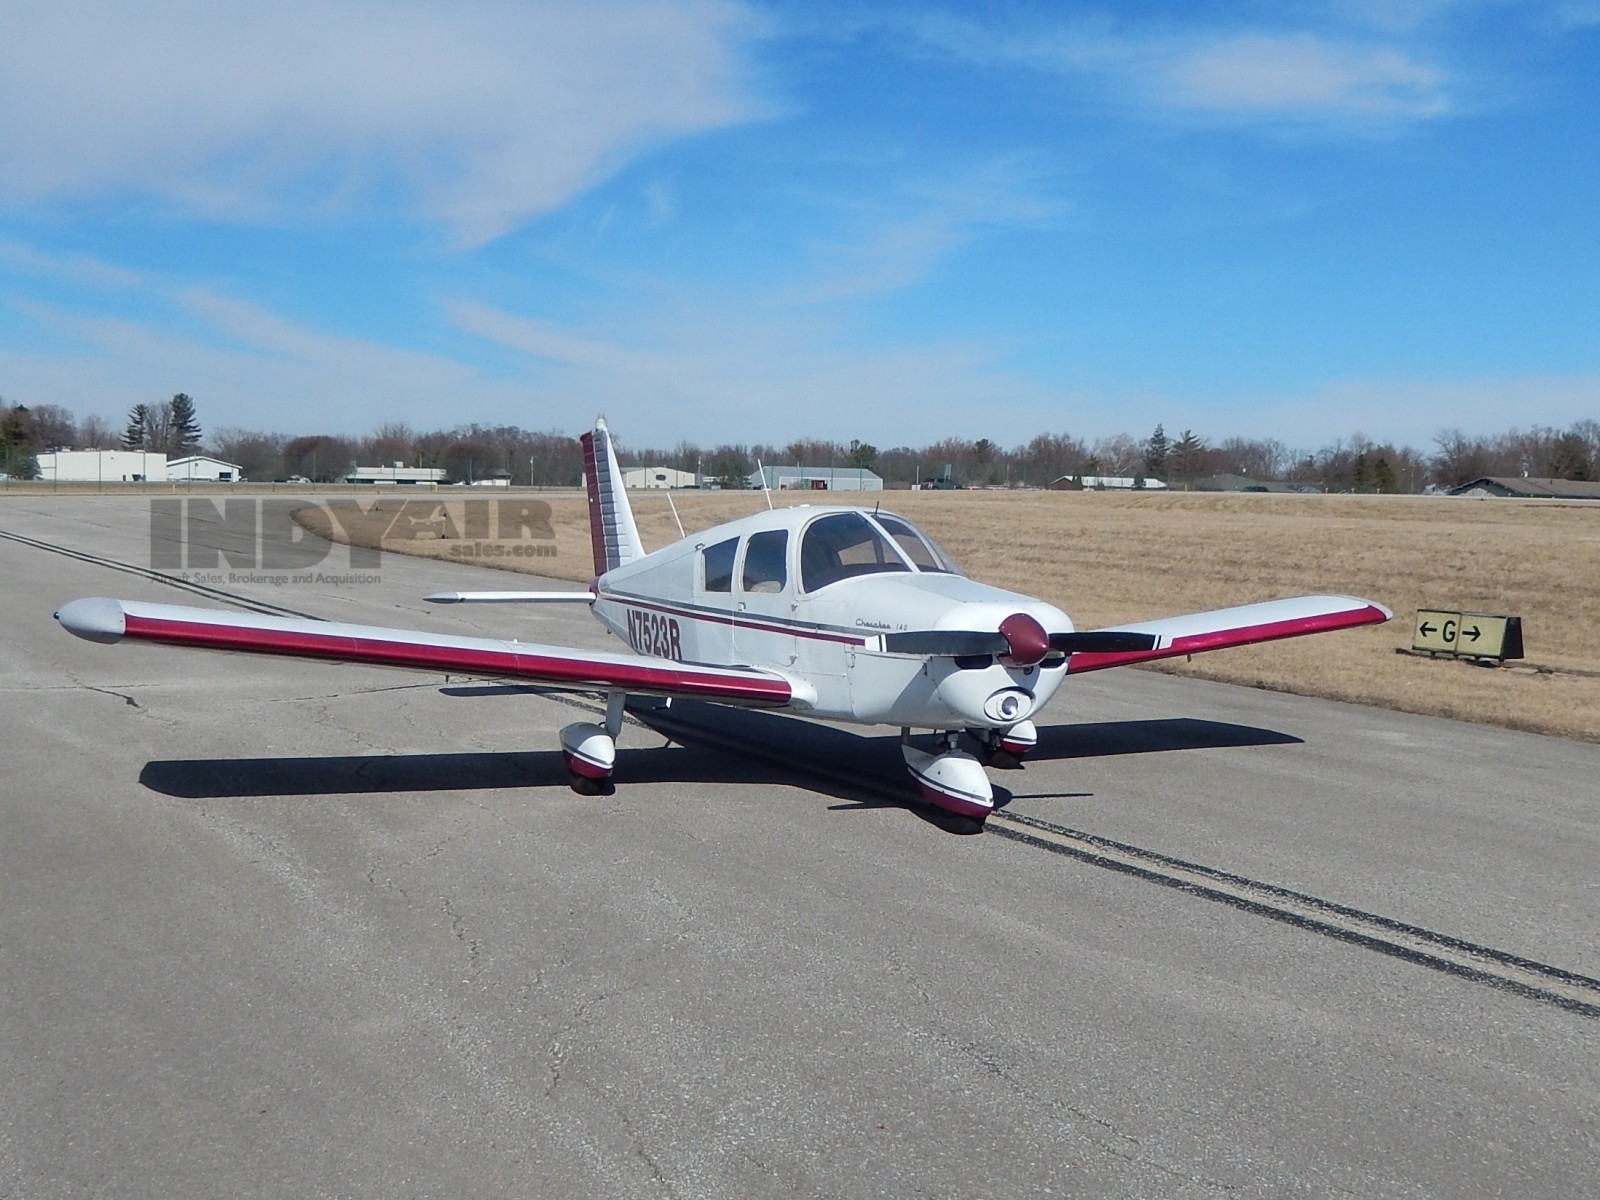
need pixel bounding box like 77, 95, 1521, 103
55, 418, 1391, 824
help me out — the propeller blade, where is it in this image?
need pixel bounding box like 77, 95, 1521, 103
881, 631, 1008, 656
1048, 631, 1161, 654
883, 627, 1159, 659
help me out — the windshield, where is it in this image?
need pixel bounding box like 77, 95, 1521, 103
873, 513, 963, 575
799, 512, 911, 592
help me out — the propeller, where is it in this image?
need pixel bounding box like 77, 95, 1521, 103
882, 614, 1159, 664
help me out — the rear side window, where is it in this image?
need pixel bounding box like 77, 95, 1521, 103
741, 530, 788, 593
701, 537, 737, 592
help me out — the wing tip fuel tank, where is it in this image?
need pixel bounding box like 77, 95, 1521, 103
55, 597, 127, 644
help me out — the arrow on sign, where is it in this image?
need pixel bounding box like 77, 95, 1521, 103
1420, 622, 1437, 636
1463, 624, 1481, 641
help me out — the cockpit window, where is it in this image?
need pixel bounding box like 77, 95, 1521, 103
800, 512, 910, 592
701, 537, 737, 592
874, 514, 962, 575
741, 529, 788, 593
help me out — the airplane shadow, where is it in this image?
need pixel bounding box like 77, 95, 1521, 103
137, 698, 1300, 835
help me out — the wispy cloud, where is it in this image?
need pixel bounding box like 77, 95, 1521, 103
1153, 34, 1448, 120
0, 0, 768, 245
771, 160, 1060, 304
898, 13, 1453, 127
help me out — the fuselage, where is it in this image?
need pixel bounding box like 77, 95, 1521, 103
590, 504, 1071, 731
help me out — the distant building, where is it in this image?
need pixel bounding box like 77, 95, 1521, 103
38, 449, 168, 482
1049, 474, 1169, 491
1192, 474, 1298, 493
748, 466, 883, 492
166, 455, 243, 482
347, 463, 447, 485
1447, 476, 1600, 500
622, 466, 699, 489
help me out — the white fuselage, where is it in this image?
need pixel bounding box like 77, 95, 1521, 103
590, 505, 1071, 732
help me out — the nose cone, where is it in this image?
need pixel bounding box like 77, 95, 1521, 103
56, 597, 127, 643
999, 611, 1050, 666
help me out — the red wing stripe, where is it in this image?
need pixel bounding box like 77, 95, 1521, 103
119, 612, 792, 704
1066, 603, 1389, 674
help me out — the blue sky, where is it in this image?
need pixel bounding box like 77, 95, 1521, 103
1, 0, 1597, 452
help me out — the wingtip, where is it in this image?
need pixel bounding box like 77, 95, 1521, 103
56, 597, 128, 643
423, 592, 462, 604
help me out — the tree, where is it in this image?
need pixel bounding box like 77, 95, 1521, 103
1549, 431, 1592, 481
167, 394, 201, 455
79, 414, 117, 448
1431, 429, 1493, 488
1170, 429, 1206, 481
1142, 424, 1170, 477
846, 439, 878, 469
123, 404, 149, 449
1371, 456, 1397, 493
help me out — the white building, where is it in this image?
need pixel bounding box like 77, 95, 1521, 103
166, 455, 244, 482
748, 466, 883, 492
623, 466, 699, 489
38, 449, 169, 482
1049, 474, 1169, 491
347, 463, 447, 485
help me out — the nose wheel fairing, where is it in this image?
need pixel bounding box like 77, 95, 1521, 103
902, 741, 995, 820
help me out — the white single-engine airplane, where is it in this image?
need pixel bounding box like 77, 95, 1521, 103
57, 419, 1391, 822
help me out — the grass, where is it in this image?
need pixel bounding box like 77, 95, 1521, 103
297, 488, 1600, 742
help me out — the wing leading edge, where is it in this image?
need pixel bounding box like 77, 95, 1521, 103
1065, 594, 1391, 674
55, 597, 800, 706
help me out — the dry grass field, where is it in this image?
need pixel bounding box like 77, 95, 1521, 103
302, 489, 1600, 742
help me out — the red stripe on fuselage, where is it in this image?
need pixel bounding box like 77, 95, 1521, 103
121, 614, 792, 704
604, 593, 868, 646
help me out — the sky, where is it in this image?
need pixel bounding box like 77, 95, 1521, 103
1, 0, 1597, 453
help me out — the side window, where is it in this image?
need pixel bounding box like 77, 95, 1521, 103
741, 530, 788, 593
701, 537, 737, 592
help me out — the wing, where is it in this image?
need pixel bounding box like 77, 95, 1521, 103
1064, 594, 1391, 674
55, 597, 800, 706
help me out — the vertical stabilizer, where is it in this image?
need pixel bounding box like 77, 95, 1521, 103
580, 418, 645, 576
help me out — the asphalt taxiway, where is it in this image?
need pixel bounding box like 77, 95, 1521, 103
3, 494, 1597, 1198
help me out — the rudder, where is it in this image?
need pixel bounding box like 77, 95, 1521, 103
580, 417, 645, 576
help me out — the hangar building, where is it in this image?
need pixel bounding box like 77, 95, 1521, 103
748, 466, 883, 492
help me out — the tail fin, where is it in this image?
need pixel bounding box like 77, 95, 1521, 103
580, 417, 645, 576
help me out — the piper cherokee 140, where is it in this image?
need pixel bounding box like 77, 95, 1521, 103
56, 418, 1391, 823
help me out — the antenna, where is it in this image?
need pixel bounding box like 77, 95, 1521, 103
755, 458, 773, 510
665, 489, 686, 538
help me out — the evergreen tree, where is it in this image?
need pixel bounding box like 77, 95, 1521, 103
1352, 452, 1371, 492
168, 393, 202, 454
1143, 424, 1169, 477
2, 405, 39, 478
1371, 456, 1397, 493
846, 439, 878, 469
123, 403, 148, 449
1171, 429, 1205, 481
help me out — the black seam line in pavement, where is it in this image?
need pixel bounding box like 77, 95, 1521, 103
631, 704, 1600, 1020
0, 529, 325, 621
986, 814, 1600, 1021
